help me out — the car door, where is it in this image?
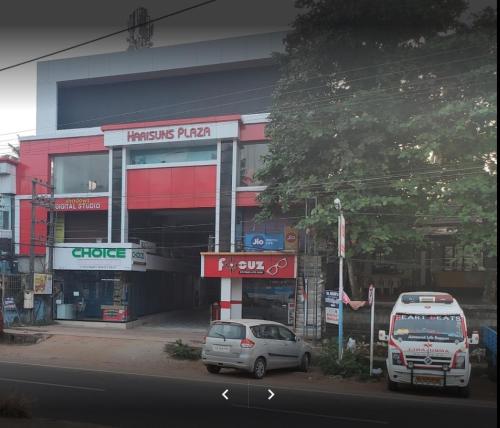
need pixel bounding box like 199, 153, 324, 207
259, 324, 284, 369
278, 326, 301, 367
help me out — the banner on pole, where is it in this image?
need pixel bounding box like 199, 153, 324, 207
368, 284, 375, 306
338, 214, 346, 258
325, 290, 339, 325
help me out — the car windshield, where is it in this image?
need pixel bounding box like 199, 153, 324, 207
208, 323, 245, 340
393, 314, 464, 343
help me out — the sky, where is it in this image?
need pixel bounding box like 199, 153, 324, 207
0, 0, 297, 155
0, 0, 496, 156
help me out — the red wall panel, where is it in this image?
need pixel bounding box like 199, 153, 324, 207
127, 166, 217, 209
19, 200, 47, 256
236, 191, 261, 207
17, 135, 105, 195
240, 123, 268, 142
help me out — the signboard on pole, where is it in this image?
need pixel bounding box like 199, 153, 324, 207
338, 214, 346, 258
325, 290, 339, 325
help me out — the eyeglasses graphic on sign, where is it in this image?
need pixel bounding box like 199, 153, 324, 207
266, 258, 288, 276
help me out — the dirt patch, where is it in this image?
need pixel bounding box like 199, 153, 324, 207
0, 333, 51, 345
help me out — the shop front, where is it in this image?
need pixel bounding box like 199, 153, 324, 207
200, 252, 297, 324
53, 243, 172, 322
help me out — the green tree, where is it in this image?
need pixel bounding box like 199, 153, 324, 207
257, 0, 497, 298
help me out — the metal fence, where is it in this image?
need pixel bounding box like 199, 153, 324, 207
0, 273, 52, 327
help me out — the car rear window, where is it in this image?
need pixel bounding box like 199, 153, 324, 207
208, 323, 246, 340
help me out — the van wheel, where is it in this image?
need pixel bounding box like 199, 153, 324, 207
300, 353, 311, 372
387, 376, 399, 391
457, 385, 470, 398
206, 365, 221, 374
253, 357, 267, 379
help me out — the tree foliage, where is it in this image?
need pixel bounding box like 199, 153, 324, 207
257, 1, 497, 272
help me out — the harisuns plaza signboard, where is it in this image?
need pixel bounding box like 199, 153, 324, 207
201, 253, 297, 279
54, 244, 146, 271
104, 121, 239, 147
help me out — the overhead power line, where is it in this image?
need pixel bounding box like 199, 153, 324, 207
0, 0, 217, 73
0, 42, 494, 139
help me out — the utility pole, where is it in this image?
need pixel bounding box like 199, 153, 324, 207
334, 198, 345, 361
29, 179, 55, 323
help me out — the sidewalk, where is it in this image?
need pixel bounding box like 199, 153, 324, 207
4, 323, 207, 346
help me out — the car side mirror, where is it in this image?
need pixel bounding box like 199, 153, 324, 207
378, 330, 388, 342
294, 336, 301, 342
468, 332, 479, 345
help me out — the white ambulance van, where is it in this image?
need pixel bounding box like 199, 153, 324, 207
379, 292, 479, 397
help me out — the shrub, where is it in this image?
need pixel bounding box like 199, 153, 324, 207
164, 339, 201, 361
0, 393, 32, 419
317, 339, 371, 379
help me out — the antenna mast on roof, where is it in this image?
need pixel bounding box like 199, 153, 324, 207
127, 7, 154, 51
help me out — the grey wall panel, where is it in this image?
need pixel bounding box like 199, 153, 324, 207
57, 65, 279, 129
36, 32, 286, 132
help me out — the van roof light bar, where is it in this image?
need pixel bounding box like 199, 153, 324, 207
402, 294, 454, 304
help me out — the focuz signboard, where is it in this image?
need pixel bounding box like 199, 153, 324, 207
201, 253, 297, 279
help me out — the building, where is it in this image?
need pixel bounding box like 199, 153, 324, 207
15, 32, 310, 327
0, 156, 18, 273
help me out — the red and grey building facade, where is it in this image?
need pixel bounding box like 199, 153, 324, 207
14, 32, 304, 326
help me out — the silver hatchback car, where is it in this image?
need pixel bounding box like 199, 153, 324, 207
202, 319, 312, 379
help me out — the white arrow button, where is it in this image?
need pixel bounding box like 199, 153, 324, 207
222, 389, 229, 400
268, 389, 275, 400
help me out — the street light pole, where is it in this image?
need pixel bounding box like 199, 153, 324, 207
334, 198, 345, 361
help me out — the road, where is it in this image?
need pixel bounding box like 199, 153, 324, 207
0, 361, 497, 428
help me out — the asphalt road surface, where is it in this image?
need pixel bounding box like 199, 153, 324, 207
0, 361, 497, 428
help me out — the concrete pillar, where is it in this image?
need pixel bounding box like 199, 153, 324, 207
230, 278, 243, 319
220, 277, 243, 320
220, 278, 231, 320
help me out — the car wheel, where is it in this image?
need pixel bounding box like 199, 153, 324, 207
206, 365, 221, 374
387, 376, 399, 391
300, 353, 311, 372
253, 357, 267, 379
457, 384, 470, 398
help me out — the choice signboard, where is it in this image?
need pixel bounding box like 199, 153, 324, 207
54, 244, 146, 271
201, 253, 297, 279
243, 233, 284, 251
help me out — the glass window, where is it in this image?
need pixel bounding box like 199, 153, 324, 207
393, 314, 464, 343
278, 326, 295, 341
129, 146, 216, 165
239, 143, 269, 187
0, 195, 11, 230
208, 322, 246, 339
243, 279, 295, 325
260, 324, 280, 340
53, 153, 109, 194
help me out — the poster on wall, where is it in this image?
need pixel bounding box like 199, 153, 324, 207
284, 226, 299, 252
34, 273, 53, 295
244, 233, 284, 251
325, 290, 339, 325
55, 214, 65, 243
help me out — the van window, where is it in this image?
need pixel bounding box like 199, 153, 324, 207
393, 314, 464, 343
208, 323, 245, 340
